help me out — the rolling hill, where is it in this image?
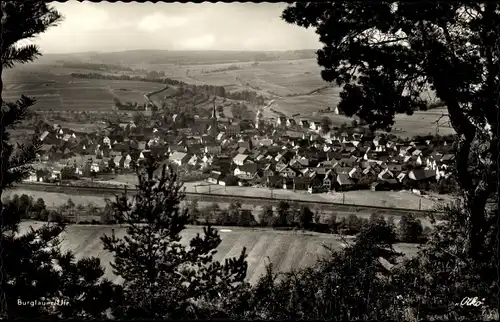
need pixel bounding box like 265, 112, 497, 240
3, 50, 454, 137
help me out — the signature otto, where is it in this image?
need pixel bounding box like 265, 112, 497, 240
455, 297, 485, 307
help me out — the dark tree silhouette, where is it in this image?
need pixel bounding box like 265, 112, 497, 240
1, 1, 118, 319
101, 158, 249, 319
282, 1, 498, 258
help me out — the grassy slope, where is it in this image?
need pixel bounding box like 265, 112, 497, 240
18, 221, 420, 285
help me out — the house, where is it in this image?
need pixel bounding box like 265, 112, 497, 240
38, 144, 53, 160
286, 119, 297, 127
237, 147, 249, 155
207, 171, 222, 185
309, 121, 322, 132
24, 170, 38, 182
335, 174, 355, 191
357, 168, 378, 188
282, 178, 294, 190
205, 144, 222, 154
39, 131, 50, 142
103, 136, 111, 147
322, 175, 333, 190
233, 154, 249, 166
225, 124, 241, 136
378, 168, 395, 180
306, 175, 325, 193
276, 116, 287, 127
262, 164, 276, 177
123, 154, 132, 169
169, 152, 190, 166
218, 175, 238, 186
293, 176, 310, 191
187, 155, 199, 166
371, 179, 399, 191
266, 175, 283, 188
300, 120, 310, 129
139, 150, 152, 160
277, 165, 300, 178
348, 167, 362, 180
234, 163, 261, 180
373, 136, 387, 147
408, 169, 436, 181
386, 163, 402, 173
441, 154, 455, 164
113, 155, 125, 169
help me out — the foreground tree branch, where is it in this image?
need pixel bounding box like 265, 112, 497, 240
282, 1, 498, 257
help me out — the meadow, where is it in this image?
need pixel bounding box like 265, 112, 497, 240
18, 221, 420, 285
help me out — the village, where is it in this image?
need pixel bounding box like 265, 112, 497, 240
25, 102, 457, 198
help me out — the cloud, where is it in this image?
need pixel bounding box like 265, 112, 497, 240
52, 2, 133, 31
137, 13, 189, 32
178, 34, 216, 50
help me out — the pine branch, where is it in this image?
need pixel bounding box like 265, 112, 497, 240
1, 45, 41, 69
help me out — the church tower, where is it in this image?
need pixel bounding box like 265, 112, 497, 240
209, 98, 218, 137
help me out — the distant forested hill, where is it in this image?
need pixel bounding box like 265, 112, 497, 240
38, 49, 318, 66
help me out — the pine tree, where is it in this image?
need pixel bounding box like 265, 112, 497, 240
1, 1, 116, 319
101, 158, 249, 319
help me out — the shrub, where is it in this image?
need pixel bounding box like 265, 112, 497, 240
48, 211, 65, 223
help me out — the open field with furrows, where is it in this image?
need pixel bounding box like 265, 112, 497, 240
266, 86, 342, 118
147, 59, 328, 98
17, 221, 420, 285
6, 188, 436, 228
2, 66, 165, 111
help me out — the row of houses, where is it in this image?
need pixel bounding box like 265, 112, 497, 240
29, 118, 455, 195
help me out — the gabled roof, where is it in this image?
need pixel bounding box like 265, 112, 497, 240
113, 155, 123, 163
39, 131, 50, 141
233, 154, 249, 163
170, 151, 188, 161
410, 169, 436, 180
238, 163, 259, 174
337, 174, 354, 186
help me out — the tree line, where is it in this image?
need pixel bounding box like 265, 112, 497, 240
7, 191, 428, 245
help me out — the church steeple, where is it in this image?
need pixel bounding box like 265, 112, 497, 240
211, 98, 217, 119
210, 97, 218, 137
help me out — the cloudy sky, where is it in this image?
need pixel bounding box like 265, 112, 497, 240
34, 2, 322, 53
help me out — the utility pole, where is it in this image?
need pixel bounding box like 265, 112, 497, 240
343, 192, 345, 204
419, 198, 422, 211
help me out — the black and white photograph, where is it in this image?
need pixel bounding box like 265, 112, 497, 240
1, 1, 498, 320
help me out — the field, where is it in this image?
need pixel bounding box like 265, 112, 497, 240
4, 53, 454, 137
2, 66, 166, 111
148, 59, 327, 98
18, 221, 420, 285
